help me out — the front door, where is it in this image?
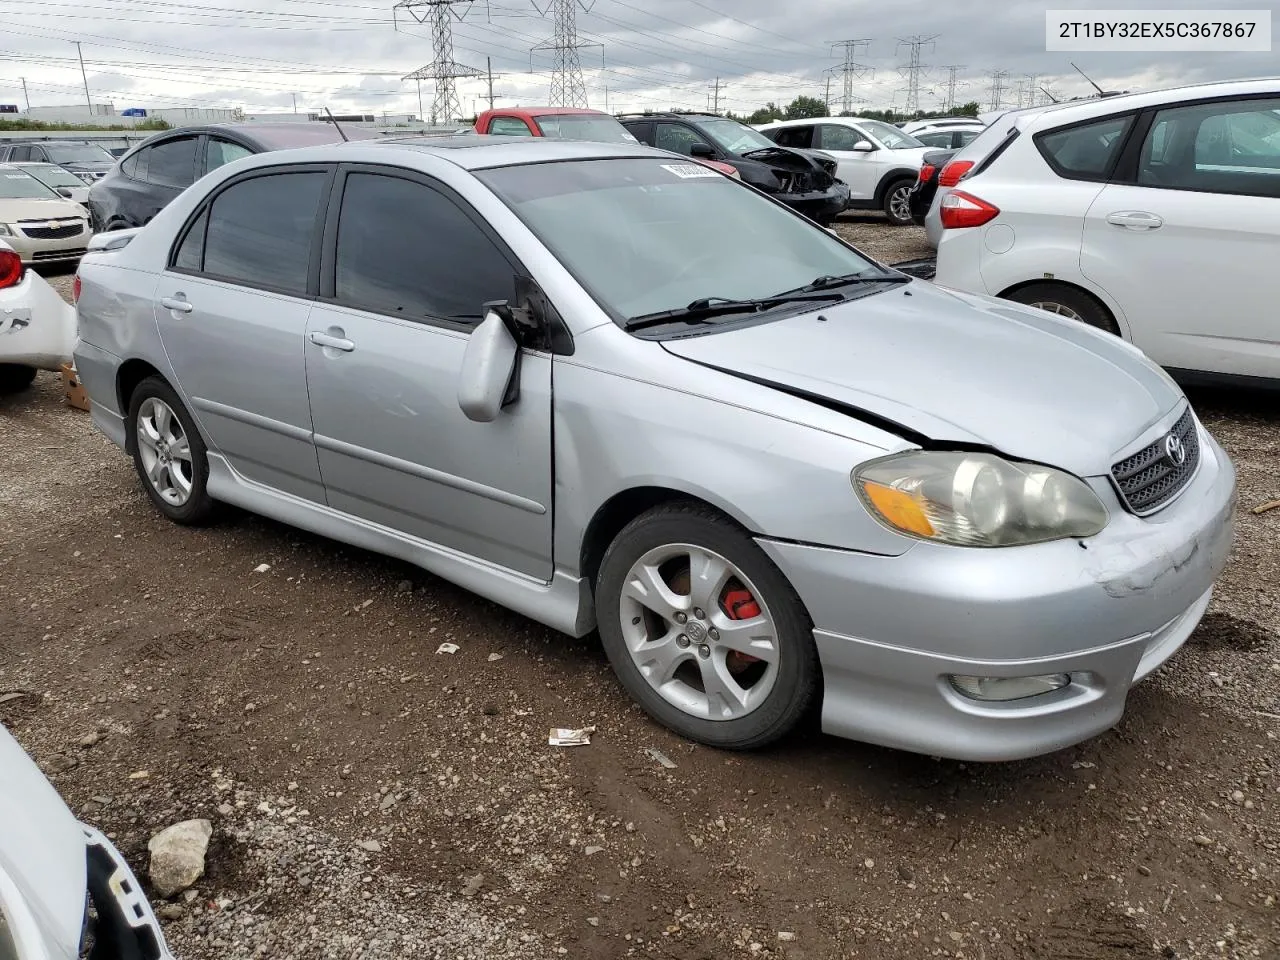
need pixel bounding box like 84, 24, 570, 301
816, 123, 879, 201
304, 167, 554, 580
155, 165, 330, 501
1081, 96, 1280, 379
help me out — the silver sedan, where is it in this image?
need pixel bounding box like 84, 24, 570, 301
73, 136, 1234, 760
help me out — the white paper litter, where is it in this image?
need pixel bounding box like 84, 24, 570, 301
253, 563, 271, 574
436, 643, 460, 655
548, 726, 595, 747
645, 747, 677, 769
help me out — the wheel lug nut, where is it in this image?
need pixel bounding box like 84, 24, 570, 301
676, 634, 690, 648
674, 612, 688, 624
709, 627, 719, 641
698, 645, 711, 659
693, 607, 705, 620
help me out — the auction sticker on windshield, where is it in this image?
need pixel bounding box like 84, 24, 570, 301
661, 163, 721, 179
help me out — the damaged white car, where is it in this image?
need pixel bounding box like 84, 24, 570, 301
0, 725, 175, 960
0, 238, 78, 395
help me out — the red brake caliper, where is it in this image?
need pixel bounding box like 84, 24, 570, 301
721, 588, 762, 672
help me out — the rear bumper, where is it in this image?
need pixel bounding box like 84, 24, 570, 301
72, 338, 128, 449
909, 181, 936, 224
0, 270, 77, 370
84, 826, 176, 960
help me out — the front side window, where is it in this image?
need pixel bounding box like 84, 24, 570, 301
488, 117, 534, 136
147, 137, 199, 188
534, 115, 638, 144
1036, 115, 1133, 180
334, 173, 515, 324
206, 138, 254, 172
655, 123, 711, 156
479, 159, 877, 327
856, 120, 923, 149
1138, 97, 1280, 198
820, 124, 868, 151
198, 171, 326, 295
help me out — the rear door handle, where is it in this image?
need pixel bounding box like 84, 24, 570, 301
159, 295, 193, 314
309, 330, 355, 353
1106, 211, 1163, 230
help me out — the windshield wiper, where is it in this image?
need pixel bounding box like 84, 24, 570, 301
774, 270, 910, 297
623, 293, 845, 332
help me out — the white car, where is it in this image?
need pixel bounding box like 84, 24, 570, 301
934, 77, 1280, 384
900, 117, 985, 136
0, 236, 79, 395
0, 724, 175, 959
759, 117, 930, 224
0, 165, 91, 265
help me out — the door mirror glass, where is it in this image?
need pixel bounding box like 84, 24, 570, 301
458, 307, 520, 422
689, 142, 716, 159
56, 187, 73, 198
853, 140, 876, 152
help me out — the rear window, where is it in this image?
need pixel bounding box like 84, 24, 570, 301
1035, 115, 1134, 181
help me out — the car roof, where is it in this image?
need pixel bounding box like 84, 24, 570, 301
760, 116, 869, 129
1007, 76, 1280, 129
125, 122, 384, 155
481, 106, 609, 120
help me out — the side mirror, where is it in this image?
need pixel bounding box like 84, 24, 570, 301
853, 140, 876, 152
458, 305, 520, 423
689, 142, 716, 159
57, 187, 74, 198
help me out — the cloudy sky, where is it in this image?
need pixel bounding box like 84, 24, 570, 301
1, 0, 1276, 119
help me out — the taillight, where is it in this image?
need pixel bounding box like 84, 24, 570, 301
939, 190, 999, 229
73, 273, 82, 303
937, 159, 974, 187
918, 163, 936, 183
0, 249, 23, 289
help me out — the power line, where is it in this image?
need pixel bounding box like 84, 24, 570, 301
826, 39, 871, 114
896, 34, 937, 115
531, 0, 598, 108
396, 0, 484, 123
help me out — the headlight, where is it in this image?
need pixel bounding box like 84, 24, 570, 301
853, 451, 1108, 547
0, 224, 11, 237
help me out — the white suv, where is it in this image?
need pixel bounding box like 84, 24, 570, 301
933, 78, 1280, 384
759, 117, 929, 225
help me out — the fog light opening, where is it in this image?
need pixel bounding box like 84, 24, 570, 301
949, 673, 1070, 702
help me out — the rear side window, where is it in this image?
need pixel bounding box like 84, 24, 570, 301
147, 137, 199, 188
199, 171, 326, 295
122, 148, 148, 181
1036, 115, 1133, 181
488, 117, 534, 136
333, 173, 516, 324
173, 209, 207, 271
772, 126, 814, 149
206, 138, 253, 172
1138, 97, 1280, 198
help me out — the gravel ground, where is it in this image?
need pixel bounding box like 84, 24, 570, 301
2, 250, 1277, 960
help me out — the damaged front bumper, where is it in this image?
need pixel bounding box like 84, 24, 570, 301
776, 181, 850, 223
759, 421, 1236, 762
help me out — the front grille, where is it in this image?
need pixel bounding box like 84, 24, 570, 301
19, 219, 85, 240
1110, 407, 1200, 515
31, 247, 86, 260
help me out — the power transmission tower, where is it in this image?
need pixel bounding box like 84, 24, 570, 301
939, 64, 966, 110
395, 0, 483, 124
825, 39, 872, 114
1021, 73, 1040, 108
896, 35, 937, 115
707, 76, 726, 114
986, 69, 1008, 111
531, 0, 598, 108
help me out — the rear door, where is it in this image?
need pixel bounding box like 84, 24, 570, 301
816, 123, 878, 200
156, 164, 330, 501
304, 165, 554, 579
1081, 95, 1280, 378
138, 135, 201, 223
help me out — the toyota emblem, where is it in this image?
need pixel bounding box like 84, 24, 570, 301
1164, 433, 1187, 467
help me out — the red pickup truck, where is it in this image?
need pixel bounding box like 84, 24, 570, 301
474, 107, 739, 178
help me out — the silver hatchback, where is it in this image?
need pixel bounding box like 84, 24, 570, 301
73, 137, 1235, 761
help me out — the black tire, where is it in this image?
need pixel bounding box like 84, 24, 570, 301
1004, 283, 1121, 336
596, 501, 820, 750
0, 364, 37, 395
881, 178, 916, 226
126, 375, 217, 525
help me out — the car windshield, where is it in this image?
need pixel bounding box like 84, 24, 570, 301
534, 115, 639, 144
479, 158, 878, 327
17, 164, 82, 188
858, 120, 924, 149
698, 118, 777, 155
0, 170, 61, 199
43, 143, 114, 163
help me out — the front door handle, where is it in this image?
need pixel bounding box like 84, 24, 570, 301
159, 295, 193, 314
309, 330, 355, 353
1106, 211, 1163, 230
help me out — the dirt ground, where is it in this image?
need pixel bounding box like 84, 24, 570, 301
2, 233, 1277, 960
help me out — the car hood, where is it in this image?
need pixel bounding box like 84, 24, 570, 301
0, 198, 87, 221
0, 725, 87, 959
659, 281, 1182, 477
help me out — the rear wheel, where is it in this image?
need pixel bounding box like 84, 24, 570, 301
882, 178, 915, 226
0, 364, 37, 395
596, 502, 819, 750
126, 376, 217, 525
1004, 283, 1120, 336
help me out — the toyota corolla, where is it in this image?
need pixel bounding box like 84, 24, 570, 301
72, 136, 1235, 761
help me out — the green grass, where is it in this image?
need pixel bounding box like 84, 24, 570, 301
0, 118, 170, 132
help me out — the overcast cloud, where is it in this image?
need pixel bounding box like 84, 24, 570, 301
1, 0, 1277, 119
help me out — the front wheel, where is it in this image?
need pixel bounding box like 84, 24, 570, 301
127, 376, 217, 525
596, 502, 820, 750
0, 364, 37, 396
882, 178, 916, 226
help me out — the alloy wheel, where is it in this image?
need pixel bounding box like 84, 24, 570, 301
1028, 300, 1084, 321
889, 186, 913, 223
617, 543, 780, 721
135, 397, 194, 506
